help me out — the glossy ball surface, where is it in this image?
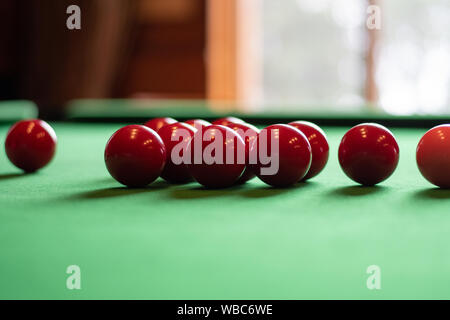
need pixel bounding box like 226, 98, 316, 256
338, 123, 399, 186
225, 122, 260, 184
144, 117, 177, 132
186, 125, 246, 188
5, 119, 57, 172
184, 119, 212, 131
288, 121, 329, 180
416, 125, 450, 188
105, 125, 166, 187
251, 124, 312, 187
158, 122, 196, 183
212, 117, 246, 126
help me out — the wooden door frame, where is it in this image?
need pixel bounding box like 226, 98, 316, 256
206, 0, 262, 110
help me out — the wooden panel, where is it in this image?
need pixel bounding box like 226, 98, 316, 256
16, 0, 136, 117
118, 0, 206, 98
139, 0, 198, 23
0, 0, 19, 99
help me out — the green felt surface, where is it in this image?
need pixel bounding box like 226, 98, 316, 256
1, 122, 450, 300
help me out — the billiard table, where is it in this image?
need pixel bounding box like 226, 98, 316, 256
1, 101, 450, 300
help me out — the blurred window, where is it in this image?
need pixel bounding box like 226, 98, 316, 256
377, 0, 450, 115
262, 0, 366, 111
261, 0, 450, 115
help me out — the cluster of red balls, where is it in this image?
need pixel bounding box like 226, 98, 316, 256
104, 117, 330, 188
4, 118, 450, 190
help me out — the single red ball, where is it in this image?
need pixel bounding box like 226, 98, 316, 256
184, 119, 212, 131
158, 122, 196, 183
186, 125, 246, 188
288, 121, 329, 180
212, 117, 246, 126
251, 124, 312, 187
416, 125, 450, 188
5, 119, 57, 172
225, 122, 260, 184
338, 123, 399, 186
144, 117, 177, 132
105, 125, 166, 187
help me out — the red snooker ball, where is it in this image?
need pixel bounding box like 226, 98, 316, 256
225, 122, 260, 184
144, 117, 177, 132
251, 124, 312, 187
338, 123, 399, 186
5, 119, 57, 172
212, 117, 246, 126
158, 122, 196, 183
184, 119, 212, 131
416, 125, 450, 188
186, 125, 246, 188
288, 121, 329, 180
105, 125, 166, 187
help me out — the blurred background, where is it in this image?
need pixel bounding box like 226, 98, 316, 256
0, 0, 449, 119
